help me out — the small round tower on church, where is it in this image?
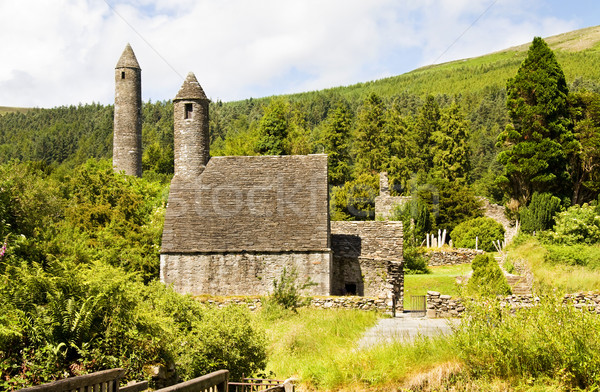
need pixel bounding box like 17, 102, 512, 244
173, 72, 210, 177
113, 43, 142, 177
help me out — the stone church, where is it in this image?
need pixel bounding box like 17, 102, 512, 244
112, 45, 404, 309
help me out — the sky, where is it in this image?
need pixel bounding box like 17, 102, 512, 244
0, 0, 599, 108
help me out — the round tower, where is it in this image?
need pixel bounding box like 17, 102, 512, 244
113, 43, 142, 177
173, 72, 210, 177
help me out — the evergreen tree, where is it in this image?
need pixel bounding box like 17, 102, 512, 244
496, 37, 573, 205
256, 98, 289, 155
568, 90, 600, 204
413, 95, 441, 173
322, 102, 352, 186
432, 102, 471, 182
354, 93, 385, 173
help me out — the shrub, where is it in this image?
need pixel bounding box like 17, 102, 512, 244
267, 266, 316, 312
454, 296, 600, 389
450, 217, 505, 252
403, 246, 430, 274
466, 254, 511, 296
519, 192, 562, 233
543, 243, 600, 269
550, 203, 600, 244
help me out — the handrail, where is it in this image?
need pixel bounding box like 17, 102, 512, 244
18, 368, 126, 392
154, 370, 229, 392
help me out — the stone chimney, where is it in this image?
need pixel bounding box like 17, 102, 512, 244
113, 43, 142, 177
173, 72, 210, 177
380, 172, 390, 197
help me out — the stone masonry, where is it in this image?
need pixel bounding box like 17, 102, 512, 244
374, 172, 410, 219
173, 72, 210, 178
113, 44, 142, 177
330, 221, 404, 311
424, 248, 484, 267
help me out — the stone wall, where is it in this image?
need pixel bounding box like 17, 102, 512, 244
479, 197, 519, 245
160, 251, 331, 296
424, 248, 484, 266
374, 172, 409, 219
196, 296, 396, 312
426, 291, 600, 318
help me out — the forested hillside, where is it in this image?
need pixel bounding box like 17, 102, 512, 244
1, 26, 600, 216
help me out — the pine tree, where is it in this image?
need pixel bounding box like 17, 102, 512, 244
414, 95, 441, 173
256, 98, 289, 155
354, 93, 385, 173
496, 37, 573, 205
432, 102, 471, 182
322, 102, 352, 186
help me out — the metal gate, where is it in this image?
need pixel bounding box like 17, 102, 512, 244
409, 295, 426, 317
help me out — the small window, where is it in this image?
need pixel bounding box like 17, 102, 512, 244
185, 103, 193, 119
121, 71, 125, 79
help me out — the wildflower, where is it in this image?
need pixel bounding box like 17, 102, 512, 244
0, 240, 6, 259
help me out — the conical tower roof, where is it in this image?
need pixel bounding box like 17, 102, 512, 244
115, 43, 141, 69
174, 72, 208, 101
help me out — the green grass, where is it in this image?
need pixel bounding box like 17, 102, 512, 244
256, 306, 458, 391
507, 236, 600, 293
404, 263, 472, 308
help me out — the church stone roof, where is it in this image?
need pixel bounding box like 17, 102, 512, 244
115, 43, 140, 69
174, 72, 208, 101
161, 154, 329, 253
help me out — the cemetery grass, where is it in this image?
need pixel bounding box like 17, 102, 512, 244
403, 263, 472, 309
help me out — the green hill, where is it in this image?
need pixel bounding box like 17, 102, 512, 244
278, 25, 600, 103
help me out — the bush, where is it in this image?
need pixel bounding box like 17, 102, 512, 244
550, 203, 600, 244
267, 266, 316, 312
466, 254, 511, 296
519, 192, 562, 233
403, 246, 430, 274
450, 217, 505, 252
543, 243, 600, 269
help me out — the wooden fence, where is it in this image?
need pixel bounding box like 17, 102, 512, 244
17, 369, 229, 392
153, 370, 229, 392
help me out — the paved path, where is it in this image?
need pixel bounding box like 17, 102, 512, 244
358, 314, 459, 349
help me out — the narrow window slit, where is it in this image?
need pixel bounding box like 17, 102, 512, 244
185, 103, 193, 119
121, 71, 125, 79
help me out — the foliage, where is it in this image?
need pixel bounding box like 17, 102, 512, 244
454, 296, 600, 390
450, 217, 505, 252
431, 102, 471, 182
255, 98, 289, 155
465, 254, 511, 297
0, 260, 267, 389
519, 192, 563, 233
568, 89, 600, 204
402, 247, 429, 275
266, 266, 316, 313
496, 37, 573, 205
329, 173, 378, 220
549, 203, 600, 245
354, 93, 386, 173
321, 101, 352, 185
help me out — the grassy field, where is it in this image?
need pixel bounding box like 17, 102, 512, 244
506, 236, 600, 293
403, 263, 472, 309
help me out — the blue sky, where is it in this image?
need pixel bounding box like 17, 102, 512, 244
0, 0, 599, 108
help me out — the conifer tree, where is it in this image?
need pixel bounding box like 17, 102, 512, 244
355, 93, 385, 173
322, 102, 352, 186
256, 98, 289, 155
432, 102, 471, 182
496, 37, 573, 205
414, 95, 441, 173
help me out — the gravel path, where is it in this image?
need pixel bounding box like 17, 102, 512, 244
358, 314, 459, 349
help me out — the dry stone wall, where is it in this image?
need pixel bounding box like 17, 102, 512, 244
196, 296, 396, 312
424, 248, 484, 266
427, 291, 600, 318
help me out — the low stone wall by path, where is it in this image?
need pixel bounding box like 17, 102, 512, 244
195, 296, 395, 312
424, 248, 484, 267
427, 291, 600, 318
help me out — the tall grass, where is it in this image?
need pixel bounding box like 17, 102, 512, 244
507, 236, 600, 292
257, 307, 458, 390
454, 296, 600, 390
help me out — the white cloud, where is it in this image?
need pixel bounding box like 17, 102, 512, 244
0, 0, 593, 107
